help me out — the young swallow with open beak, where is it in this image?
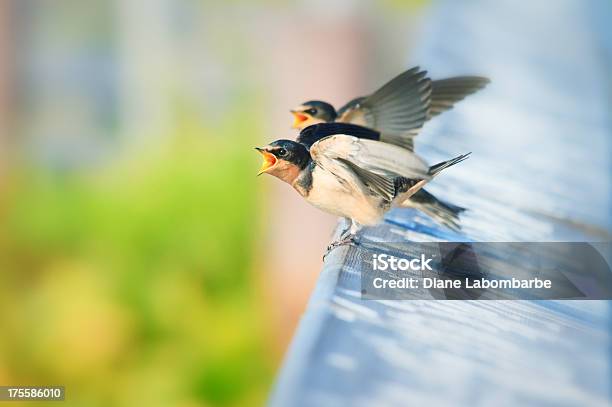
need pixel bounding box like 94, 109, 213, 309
288, 68, 487, 230
296, 122, 467, 231
256, 123, 470, 253
290, 67, 489, 150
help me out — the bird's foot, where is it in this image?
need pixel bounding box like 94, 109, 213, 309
323, 234, 357, 261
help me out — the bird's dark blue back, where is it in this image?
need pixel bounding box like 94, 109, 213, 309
297, 123, 381, 149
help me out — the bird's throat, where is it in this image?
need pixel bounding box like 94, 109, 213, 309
292, 166, 314, 197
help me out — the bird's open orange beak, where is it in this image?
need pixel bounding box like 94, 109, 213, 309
255, 147, 277, 175
291, 110, 309, 128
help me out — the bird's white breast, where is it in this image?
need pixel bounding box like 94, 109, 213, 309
303, 164, 384, 226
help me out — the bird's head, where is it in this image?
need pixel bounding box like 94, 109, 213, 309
255, 140, 310, 184
290, 100, 337, 129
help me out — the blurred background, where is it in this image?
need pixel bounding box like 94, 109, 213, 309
0, 1, 429, 406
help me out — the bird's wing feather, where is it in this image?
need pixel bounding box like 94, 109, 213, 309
336, 67, 432, 147
428, 77, 490, 118
336, 97, 367, 119
310, 134, 430, 180
336, 158, 396, 202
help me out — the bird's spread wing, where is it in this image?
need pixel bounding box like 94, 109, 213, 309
310, 134, 430, 181
428, 77, 490, 118
336, 67, 432, 149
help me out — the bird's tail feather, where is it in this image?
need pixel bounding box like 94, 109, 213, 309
400, 189, 466, 231
428, 152, 471, 176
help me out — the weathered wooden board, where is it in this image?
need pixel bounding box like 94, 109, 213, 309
270, 1, 612, 406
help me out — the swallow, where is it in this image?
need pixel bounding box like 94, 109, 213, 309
256, 123, 470, 252
295, 122, 467, 231
290, 67, 489, 150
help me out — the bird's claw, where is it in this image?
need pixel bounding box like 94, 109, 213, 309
323, 235, 357, 261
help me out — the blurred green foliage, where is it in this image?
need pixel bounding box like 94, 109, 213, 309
0, 112, 274, 406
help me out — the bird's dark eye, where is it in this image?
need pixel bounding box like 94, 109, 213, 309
277, 148, 287, 157
306, 108, 317, 115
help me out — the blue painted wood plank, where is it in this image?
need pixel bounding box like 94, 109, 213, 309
270, 1, 612, 406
